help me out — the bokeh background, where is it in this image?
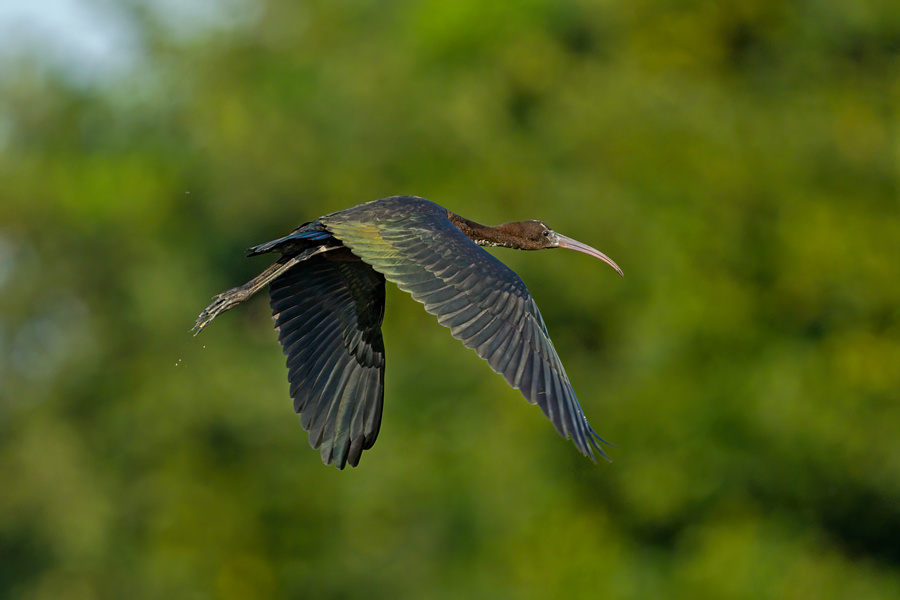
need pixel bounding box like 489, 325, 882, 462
2, 0, 898, 598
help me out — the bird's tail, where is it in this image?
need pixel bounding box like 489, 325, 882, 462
246, 228, 333, 257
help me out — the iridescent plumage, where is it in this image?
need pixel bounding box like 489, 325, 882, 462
194, 196, 622, 468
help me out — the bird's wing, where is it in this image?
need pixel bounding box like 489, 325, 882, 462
268, 250, 386, 469
324, 212, 609, 461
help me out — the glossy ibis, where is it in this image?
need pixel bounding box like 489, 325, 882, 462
194, 196, 622, 469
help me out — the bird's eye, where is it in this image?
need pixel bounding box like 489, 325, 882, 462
542, 230, 550, 237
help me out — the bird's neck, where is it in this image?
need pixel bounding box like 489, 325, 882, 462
447, 212, 515, 248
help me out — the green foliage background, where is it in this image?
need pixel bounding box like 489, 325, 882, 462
1, 0, 898, 598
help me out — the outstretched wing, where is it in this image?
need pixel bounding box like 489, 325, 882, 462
268, 250, 386, 469
324, 203, 609, 461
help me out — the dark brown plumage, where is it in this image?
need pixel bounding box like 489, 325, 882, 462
194, 196, 622, 469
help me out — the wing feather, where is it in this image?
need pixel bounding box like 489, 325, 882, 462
323, 198, 609, 460
269, 251, 386, 469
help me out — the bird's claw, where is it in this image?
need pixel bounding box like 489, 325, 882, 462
192, 290, 243, 335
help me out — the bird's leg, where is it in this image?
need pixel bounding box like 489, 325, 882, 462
193, 260, 298, 335
193, 245, 338, 335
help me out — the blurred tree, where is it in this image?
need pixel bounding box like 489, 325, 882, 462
1, 0, 898, 598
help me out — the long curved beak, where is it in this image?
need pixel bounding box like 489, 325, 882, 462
554, 234, 624, 277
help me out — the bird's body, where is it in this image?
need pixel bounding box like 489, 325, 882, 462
194, 196, 622, 469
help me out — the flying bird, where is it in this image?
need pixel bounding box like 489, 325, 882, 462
194, 196, 622, 469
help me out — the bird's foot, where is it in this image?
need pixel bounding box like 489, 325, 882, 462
192, 286, 252, 335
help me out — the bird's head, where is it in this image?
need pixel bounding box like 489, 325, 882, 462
499, 220, 624, 276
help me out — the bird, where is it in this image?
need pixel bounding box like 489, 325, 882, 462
194, 195, 623, 469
